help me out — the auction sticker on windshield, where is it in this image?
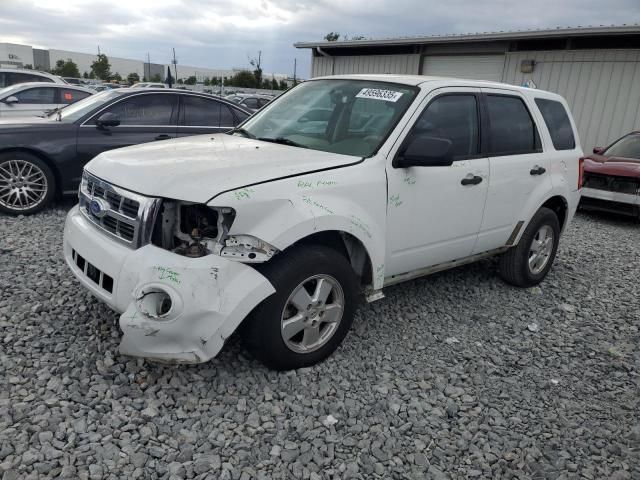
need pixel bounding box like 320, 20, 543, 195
356, 88, 404, 102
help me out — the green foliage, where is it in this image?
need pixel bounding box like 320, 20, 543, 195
82, 72, 89, 79
52, 59, 81, 78
112, 72, 122, 82
90, 54, 111, 80
324, 32, 340, 42
177, 78, 184, 84
271, 78, 279, 90
127, 72, 140, 85
184, 76, 197, 85
150, 73, 162, 82
279, 80, 289, 90
23, 64, 33, 70
227, 70, 257, 88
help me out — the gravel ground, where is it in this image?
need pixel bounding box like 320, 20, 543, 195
1, 201, 639, 480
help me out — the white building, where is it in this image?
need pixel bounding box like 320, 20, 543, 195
0, 42, 290, 83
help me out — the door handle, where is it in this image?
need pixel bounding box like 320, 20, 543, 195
461, 174, 483, 186
530, 165, 546, 175
155, 134, 172, 140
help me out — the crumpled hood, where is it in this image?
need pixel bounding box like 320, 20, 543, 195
85, 134, 360, 203
585, 155, 640, 179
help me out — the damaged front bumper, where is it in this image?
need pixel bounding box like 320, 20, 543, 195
580, 187, 640, 217
63, 205, 276, 364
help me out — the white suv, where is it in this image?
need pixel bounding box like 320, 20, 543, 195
63, 75, 583, 370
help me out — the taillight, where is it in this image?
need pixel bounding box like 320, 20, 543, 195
578, 157, 585, 189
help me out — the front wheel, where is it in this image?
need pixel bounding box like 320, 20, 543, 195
242, 245, 359, 370
0, 153, 56, 215
498, 207, 560, 287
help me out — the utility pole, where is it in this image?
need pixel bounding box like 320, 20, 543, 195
293, 58, 297, 85
146, 52, 151, 81
172, 48, 178, 82
97, 45, 101, 56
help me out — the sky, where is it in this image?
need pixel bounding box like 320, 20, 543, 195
1, 0, 639, 78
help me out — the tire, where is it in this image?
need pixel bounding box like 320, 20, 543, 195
0, 152, 56, 215
242, 245, 360, 370
498, 207, 560, 287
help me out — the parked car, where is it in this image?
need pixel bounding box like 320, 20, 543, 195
0, 68, 66, 89
132, 82, 166, 88
62, 75, 583, 370
62, 77, 83, 85
580, 131, 640, 219
0, 82, 93, 118
0, 88, 250, 214
225, 93, 273, 111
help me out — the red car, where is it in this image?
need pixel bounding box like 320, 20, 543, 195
581, 131, 640, 219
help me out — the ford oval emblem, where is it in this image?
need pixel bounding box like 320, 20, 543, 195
89, 198, 109, 218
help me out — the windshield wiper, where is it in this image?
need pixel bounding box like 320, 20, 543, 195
229, 127, 256, 139
257, 137, 309, 149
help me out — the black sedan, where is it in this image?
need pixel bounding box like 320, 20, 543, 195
0, 88, 251, 214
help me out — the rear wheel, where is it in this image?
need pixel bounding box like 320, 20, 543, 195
498, 207, 560, 287
0, 152, 55, 215
242, 245, 359, 370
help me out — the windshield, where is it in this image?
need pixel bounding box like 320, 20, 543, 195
50, 90, 122, 122
604, 134, 640, 159
236, 79, 418, 157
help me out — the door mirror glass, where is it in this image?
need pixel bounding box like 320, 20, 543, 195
394, 135, 454, 168
593, 146, 604, 154
4, 96, 19, 104
95, 112, 121, 128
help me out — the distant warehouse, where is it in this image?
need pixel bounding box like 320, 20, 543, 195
295, 25, 640, 151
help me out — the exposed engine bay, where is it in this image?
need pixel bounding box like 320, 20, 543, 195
152, 201, 278, 262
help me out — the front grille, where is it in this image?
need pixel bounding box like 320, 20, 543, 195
79, 172, 161, 248
583, 173, 640, 195
72, 249, 114, 293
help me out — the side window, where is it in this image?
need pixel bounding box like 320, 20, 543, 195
15, 87, 57, 104
486, 95, 541, 155
231, 107, 250, 126
242, 98, 259, 109
99, 94, 178, 126
411, 94, 480, 159
534, 98, 575, 150
257, 98, 270, 108
0, 73, 6, 89
60, 89, 91, 105
182, 96, 234, 127
9, 73, 52, 85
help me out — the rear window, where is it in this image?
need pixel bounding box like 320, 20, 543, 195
534, 98, 575, 150
486, 95, 541, 156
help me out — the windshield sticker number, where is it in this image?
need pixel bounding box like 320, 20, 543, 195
356, 88, 404, 102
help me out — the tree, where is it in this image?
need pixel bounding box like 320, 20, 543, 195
91, 54, 111, 80
112, 72, 122, 82
150, 73, 162, 82
249, 51, 262, 88
184, 76, 197, 85
203, 77, 211, 86
271, 78, 279, 90
279, 80, 288, 90
177, 78, 184, 85
52, 59, 80, 78
351, 35, 366, 40
23, 64, 33, 70
127, 72, 140, 85
324, 32, 340, 42
228, 70, 256, 88
82, 71, 89, 79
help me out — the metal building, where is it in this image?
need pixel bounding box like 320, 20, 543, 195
295, 25, 640, 151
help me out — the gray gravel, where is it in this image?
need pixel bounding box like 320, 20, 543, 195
1, 201, 639, 480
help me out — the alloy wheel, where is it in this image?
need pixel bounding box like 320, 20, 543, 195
528, 225, 555, 275
0, 160, 48, 212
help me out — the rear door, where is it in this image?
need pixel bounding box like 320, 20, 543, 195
3, 86, 58, 117
57, 87, 92, 109
176, 94, 241, 137
473, 89, 552, 253
75, 92, 179, 165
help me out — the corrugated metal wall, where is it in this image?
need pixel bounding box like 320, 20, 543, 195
502, 49, 640, 150
311, 54, 420, 77
421, 54, 506, 82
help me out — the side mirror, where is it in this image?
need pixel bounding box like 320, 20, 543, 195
95, 112, 120, 128
593, 146, 604, 155
393, 135, 454, 168
3, 96, 19, 105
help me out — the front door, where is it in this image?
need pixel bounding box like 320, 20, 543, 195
1, 86, 58, 117
385, 88, 489, 277
76, 93, 179, 166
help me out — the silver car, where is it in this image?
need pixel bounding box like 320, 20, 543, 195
0, 82, 94, 118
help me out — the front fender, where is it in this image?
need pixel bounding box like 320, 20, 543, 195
210, 160, 387, 288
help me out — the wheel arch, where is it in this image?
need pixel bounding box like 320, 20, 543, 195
540, 195, 569, 232
0, 147, 62, 197
285, 230, 374, 289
